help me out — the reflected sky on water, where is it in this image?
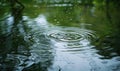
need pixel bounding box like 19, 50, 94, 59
0, 0, 120, 71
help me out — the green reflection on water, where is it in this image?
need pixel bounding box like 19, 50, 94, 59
0, 0, 120, 71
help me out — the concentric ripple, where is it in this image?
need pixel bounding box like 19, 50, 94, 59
48, 27, 96, 42
49, 31, 83, 42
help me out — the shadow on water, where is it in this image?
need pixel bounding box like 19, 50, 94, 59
0, 0, 54, 71
0, 0, 120, 71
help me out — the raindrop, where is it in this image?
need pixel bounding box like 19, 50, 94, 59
57, 21, 60, 24
54, 19, 57, 21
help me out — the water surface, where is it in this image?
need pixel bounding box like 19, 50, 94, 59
0, 0, 120, 71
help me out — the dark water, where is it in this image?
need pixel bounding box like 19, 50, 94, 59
0, 0, 120, 71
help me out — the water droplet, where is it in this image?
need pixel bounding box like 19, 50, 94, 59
57, 21, 60, 24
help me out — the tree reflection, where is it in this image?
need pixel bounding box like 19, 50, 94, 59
93, 0, 120, 59
0, 0, 54, 70
0, 0, 120, 71
0, 0, 28, 70
0, 0, 25, 57
9, 0, 27, 53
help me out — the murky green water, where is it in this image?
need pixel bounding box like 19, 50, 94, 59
0, 0, 120, 71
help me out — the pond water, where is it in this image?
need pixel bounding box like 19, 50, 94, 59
0, 0, 120, 71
